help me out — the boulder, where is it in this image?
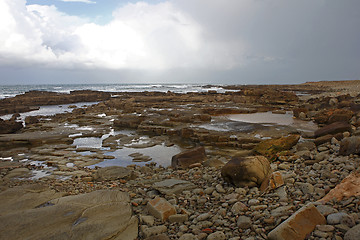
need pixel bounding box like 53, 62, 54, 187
268, 203, 326, 240
0, 118, 23, 134
254, 135, 300, 160
345, 224, 360, 240
25, 116, 39, 125
94, 166, 137, 181
0, 188, 138, 240
339, 136, 360, 155
319, 171, 360, 203
171, 146, 206, 169
221, 155, 271, 187
314, 122, 352, 138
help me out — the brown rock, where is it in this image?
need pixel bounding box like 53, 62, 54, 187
260, 171, 284, 191
268, 203, 326, 240
171, 146, 206, 169
339, 136, 360, 155
0, 119, 23, 134
254, 135, 300, 160
314, 122, 352, 138
319, 171, 360, 203
221, 155, 271, 187
147, 197, 176, 221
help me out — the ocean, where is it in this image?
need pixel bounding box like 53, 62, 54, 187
0, 84, 228, 99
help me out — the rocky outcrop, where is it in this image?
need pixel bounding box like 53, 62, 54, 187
171, 147, 207, 169
0, 90, 111, 115
314, 122, 352, 138
0, 118, 23, 134
314, 109, 354, 124
94, 166, 137, 181
254, 135, 300, 160
221, 155, 271, 187
0, 186, 138, 240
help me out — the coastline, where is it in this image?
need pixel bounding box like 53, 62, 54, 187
1, 80, 360, 239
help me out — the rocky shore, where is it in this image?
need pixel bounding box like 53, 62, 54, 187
1, 81, 360, 240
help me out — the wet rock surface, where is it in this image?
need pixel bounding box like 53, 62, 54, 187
1, 81, 360, 239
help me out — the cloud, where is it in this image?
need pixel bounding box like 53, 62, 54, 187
1, 0, 360, 84
0, 0, 245, 71
60, 0, 96, 4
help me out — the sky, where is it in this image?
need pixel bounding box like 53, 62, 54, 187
0, 0, 360, 85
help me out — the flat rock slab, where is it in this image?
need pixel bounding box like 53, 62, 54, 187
95, 166, 136, 181
153, 179, 196, 195
0, 187, 138, 240
268, 203, 326, 240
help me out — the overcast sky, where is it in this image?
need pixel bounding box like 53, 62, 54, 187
1, 0, 359, 85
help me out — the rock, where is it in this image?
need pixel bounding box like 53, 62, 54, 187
153, 179, 196, 195
327, 212, 355, 227
260, 171, 284, 191
345, 224, 360, 240
316, 205, 337, 216
5, 168, 30, 179
0, 184, 64, 215
203, 158, 224, 168
221, 155, 271, 187
215, 184, 225, 193
197, 212, 211, 221
25, 116, 39, 125
140, 215, 155, 226
147, 197, 176, 221
0, 189, 138, 240
142, 225, 167, 238
254, 135, 300, 160
314, 122, 352, 138
339, 136, 360, 155
0, 118, 23, 134
207, 231, 226, 240
231, 202, 248, 214
171, 146, 207, 169
168, 214, 188, 223
237, 216, 252, 229
319, 171, 360, 203
179, 233, 197, 240
144, 233, 170, 240
296, 182, 314, 194
268, 203, 326, 240
94, 166, 136, 181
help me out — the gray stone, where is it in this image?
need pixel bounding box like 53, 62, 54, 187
327, 212, 354, 226
207, 231, 226, 240
345, 224, 360, 240
140, 215, 155, 226
231, 202, 248, 214
179, 233, 197, 240
168, 214, 188, 223
316, 205, 337, 216
196, 212, 211, 221
142, 225, 167, 238
296, 182, 315, 194
153, 179, 196, 195
237, 216, 252, 229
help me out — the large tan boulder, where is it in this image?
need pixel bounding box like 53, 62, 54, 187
221, 155, 271, 187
